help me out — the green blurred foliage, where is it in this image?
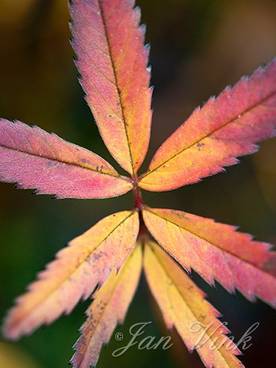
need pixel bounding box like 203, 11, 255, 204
0, 342, 41, 368
0, 0, 276, 367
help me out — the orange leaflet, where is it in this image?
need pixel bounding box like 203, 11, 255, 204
139, 60, 276, 192
72, 245, 142, 368
4, 211, 139, 339
0, 119, 132, 199
144, 242, 244, 368
71, 0, 152, 175
143, 207, 276, 307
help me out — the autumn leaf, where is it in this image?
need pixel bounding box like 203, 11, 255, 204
144, 241, 244, 368
72, 244, 142, 368
139, 59, 276, 192
4, 211, 139, 339
71, 0, 152, 174
1, 1, 276, 368
0, 119, 132, 199
143, 207, 276, 307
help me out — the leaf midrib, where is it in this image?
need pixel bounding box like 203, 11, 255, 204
97, 0, 135, 175
0, 143, 130, 181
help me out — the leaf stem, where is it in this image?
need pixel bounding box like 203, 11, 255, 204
133, 181, 143, 211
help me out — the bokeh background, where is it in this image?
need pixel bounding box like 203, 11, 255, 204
1, 0, 276, 367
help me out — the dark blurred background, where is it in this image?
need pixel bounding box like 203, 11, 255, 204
1, 0, 276, 367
